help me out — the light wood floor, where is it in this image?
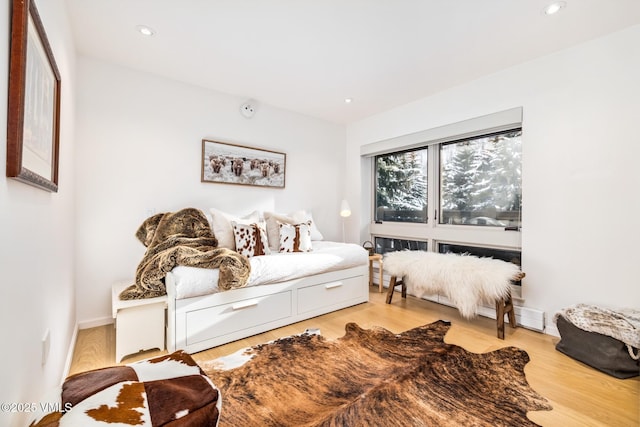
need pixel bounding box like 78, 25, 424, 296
70, 288, 639, 426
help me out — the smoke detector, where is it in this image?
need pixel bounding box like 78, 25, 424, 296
543, 1, 566, 15
240, 101, 256, 118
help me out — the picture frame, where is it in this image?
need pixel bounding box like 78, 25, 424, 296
201, 139, 286, 188
6, 0, 62, 192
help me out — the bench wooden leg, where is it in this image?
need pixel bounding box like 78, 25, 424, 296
386, 276, 397, 304
506, 295, 516, 328
386, 276, 407, 304
496, 294, 516, 339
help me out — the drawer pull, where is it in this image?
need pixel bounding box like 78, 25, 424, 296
325, 282, 344, 290
232, 300, 259, 310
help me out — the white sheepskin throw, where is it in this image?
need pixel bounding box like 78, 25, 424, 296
383, 251, 522, 319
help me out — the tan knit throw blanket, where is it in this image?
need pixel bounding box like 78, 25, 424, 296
555, 304, 640, 360
120, 208, 251, 300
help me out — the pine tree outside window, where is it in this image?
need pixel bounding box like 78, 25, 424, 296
372, 129, 521, 228
374, 148, 428, 223
440, 130, 521, 227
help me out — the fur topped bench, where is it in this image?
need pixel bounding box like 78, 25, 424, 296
383, 251, 524, 339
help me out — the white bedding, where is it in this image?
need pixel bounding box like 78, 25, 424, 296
171, 241, 368, 300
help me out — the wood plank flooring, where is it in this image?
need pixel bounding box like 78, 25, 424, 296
70, 288, 639, 426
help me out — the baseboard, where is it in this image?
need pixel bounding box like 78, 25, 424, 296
544, 322, 560, 337
430, 296, 544, 332
473, 303, 546, 332
78, 316, 113, 330
61, 323, 79, 383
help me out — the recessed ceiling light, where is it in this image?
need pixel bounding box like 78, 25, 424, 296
136, 25, 156, 36
543, 1, 566, 15
344, 98, 353, 104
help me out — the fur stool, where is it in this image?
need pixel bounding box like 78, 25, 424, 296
30, 351, 221, 426
383, 251, 524, 339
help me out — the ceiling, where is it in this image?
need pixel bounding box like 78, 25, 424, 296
64, 0, 640, 124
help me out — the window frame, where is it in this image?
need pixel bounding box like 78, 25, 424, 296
374, 146, 429, 224
437, 130, 522, 228
365, 109, 523, 283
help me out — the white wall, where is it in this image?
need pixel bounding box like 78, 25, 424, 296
74, 57, 346, 325
346, 25, 640, 335
0, 0, 76, 425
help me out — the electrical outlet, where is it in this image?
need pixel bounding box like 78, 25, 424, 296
42, 329, 50, 365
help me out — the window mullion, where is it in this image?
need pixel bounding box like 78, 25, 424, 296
429, 144, 439, 228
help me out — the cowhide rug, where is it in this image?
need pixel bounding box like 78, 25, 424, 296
200, 321, 552, 426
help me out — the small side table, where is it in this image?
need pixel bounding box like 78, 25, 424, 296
368, 254, 384, 292
112, 281, 167, 362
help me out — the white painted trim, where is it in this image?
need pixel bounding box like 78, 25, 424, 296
61, 323, 78, 383
360, 107, 523, 157
420, 293, 545, 332
545, 323, 560, 337
370, 223, 521, 249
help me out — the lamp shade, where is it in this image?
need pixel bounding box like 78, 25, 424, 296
340, 200, 351, 217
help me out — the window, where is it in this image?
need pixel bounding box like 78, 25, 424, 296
374, 148, 427, 223
372, 129, 521, 228
440, 130, 522, 227
438, 242, 522, 286
366, 108, 523, 296
375, 236, 427, 255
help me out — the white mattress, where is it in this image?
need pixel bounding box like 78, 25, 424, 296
170, 241, 368, 300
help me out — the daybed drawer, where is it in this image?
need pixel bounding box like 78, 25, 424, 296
298, 276, 364, 314
185, 291, 292, 346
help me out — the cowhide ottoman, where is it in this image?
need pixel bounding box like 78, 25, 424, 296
30, 351, 220, 426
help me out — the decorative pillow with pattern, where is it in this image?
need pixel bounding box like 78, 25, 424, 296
264, 210, 324, 249
209, 208, 261, 250
290, 210, 324, 241
278, 221, 313, 253
232, 221, 271, 257
264, 211, 297, 251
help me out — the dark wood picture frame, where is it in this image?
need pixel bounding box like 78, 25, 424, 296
201, 139, 286, 188
7, 0, 61, 192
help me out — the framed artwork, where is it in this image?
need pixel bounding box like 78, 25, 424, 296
6, 0, 61, 192
201, 139, 286, 188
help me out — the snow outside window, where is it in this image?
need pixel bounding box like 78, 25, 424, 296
439, 130, 522, 228
374, 148, 428, 223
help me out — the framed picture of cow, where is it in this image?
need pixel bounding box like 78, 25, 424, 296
201, 139, 286, 188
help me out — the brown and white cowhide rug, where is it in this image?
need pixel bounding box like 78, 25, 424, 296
201, 321, 552, 426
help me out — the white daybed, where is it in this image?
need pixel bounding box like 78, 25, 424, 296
166, 241, 369, 354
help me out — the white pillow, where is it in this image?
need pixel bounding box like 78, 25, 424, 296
290, 210, 324, 241
278, 221, 313, 252
265, 210, 324, 249
209, 208, 261, 250
264, 211, 297, 251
